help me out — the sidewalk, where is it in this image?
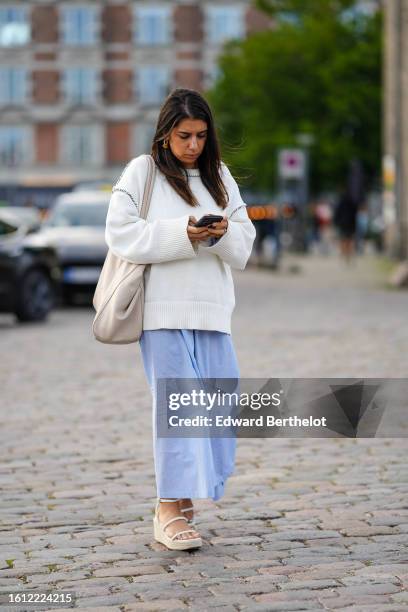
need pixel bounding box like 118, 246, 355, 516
1, 252, 407, 611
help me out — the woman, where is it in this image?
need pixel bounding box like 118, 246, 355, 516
105, 88, 256, 550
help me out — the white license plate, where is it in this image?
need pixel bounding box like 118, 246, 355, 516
63, 266, 101, 284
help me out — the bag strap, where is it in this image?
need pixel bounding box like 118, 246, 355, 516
139, 155, 156, 220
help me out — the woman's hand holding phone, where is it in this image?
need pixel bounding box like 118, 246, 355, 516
187, 215, 228, 244
206, 216, 228, 238
187, 216, 211, 244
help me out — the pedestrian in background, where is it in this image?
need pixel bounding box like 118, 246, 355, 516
355, 202, 369, 254
333, 188, 358, 263
105, 88, 256, 550
334, 159, 365, 263
315, 200, 333, 256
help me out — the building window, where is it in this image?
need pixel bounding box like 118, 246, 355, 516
61, 125, 101, 166
0, 7, 30, 47
136, 66, 170, 106
207, 5, 245, 44
0, 67, 26, 105
134, 6, 171, 46
61, 5, 97, 46
0, 126, 27, 166
134, 123, 156, 156
63, 68, 97, 105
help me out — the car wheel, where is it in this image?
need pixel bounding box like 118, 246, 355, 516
15, 268, 54, 322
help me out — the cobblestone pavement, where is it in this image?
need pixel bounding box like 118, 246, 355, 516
1, 253, 408, 611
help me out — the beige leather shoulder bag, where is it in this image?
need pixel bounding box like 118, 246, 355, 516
92, 155, 156, 344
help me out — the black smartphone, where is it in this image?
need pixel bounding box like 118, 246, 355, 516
194, 214, 224, 228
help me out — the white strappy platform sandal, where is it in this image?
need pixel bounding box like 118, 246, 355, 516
179, 499, 195, 525
153, 499, 202, 551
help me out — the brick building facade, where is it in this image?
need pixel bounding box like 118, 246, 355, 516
0, 1, 271, 205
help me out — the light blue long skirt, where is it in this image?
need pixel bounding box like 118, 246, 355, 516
139, 329, 240, 501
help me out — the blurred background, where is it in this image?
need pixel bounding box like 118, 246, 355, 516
0, 0, 405, 321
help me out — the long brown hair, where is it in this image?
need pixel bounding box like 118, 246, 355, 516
150, 88, 229, 209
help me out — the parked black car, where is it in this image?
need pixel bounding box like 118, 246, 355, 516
0, 211, 60, 322
0, 206, 42, 233
34, 191, 110, 304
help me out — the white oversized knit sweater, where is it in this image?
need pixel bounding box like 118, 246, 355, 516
105, 154, 256, 334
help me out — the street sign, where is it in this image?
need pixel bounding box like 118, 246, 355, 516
278, 149, 306, 180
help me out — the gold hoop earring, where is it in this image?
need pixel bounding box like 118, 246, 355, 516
163, 139, 169, 149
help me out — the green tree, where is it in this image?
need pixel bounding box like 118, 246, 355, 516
206, 1, 382, 194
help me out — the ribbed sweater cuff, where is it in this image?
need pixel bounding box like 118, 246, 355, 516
159, 214, 198, 260
198, 222, 241, 265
